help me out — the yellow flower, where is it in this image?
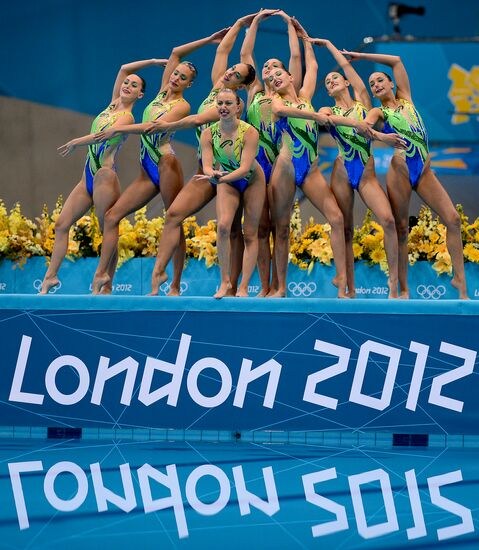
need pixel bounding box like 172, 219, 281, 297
432, 259, 452, 275
352, 243, 364, 258
307, 239, 327, 259
464, 243, 479, 263
370, 248, 386, 263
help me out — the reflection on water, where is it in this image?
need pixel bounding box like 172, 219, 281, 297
0, 438, 478, 549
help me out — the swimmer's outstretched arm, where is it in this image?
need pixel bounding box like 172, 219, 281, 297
308, 38, 371, 108
197, 126, 260, 184
212, 12, 259, 85
57, 112, 135, 156
292, 18, 317, 101
217, 127, 259, 183
144, 108, 220, 135
160, 27, 231, 89
270, 97, 327, 124
327, 111, 407, 148
281, 11, 302, 92
341, 50, 412, 101
111, 58, 168, 101
240, 9, 280, 98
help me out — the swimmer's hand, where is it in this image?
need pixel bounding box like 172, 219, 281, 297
291, 17, 309, 39
238, 12, 262, 27
374, 131, 408, 149
209, 27, 232, 43
341, 50, 362, 62
305, 38, 330, 47
354, 121, 375, 140
314, 112, 332, 127
258, 8, 281, 20
194, 170, 228, 184
145, 121, 170, 134
57, 140, 77, 157
94, 128, 119, 142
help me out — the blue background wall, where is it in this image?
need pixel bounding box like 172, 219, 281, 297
1, 0, 478, 145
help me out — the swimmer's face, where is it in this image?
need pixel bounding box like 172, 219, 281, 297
262, 58, 284, 82
368, 72, 394, 99
268, 68, 292, 93
169, 63, 195, 91
324, 72, 349, 96
119, 75, 144, 101
222, 63, 249, 88
216, 90, 240, 119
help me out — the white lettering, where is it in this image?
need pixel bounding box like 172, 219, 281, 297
91, 462, 136, 512
186, 465, 231, 515
429, 342, 476, 412
138, 463, 188, 538
428, 470, 474, 540
405, 469, 427, 539
138, 334, 191, 407
303, 340, 351, 409
232, 466, 279, 516
9, 336, 44, 405
187, 358, 232, 408
233, 359, 282, 409
349, 341, 401, 411
406, 342, 429, 412
8, 460, 43, 529
302, 468, 349, 537
349, 468, 399, 539
44, 461, 89, 511
45, 356, 90, 405
91, 357, 138, 406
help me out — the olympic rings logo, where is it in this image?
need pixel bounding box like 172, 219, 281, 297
288, 281, 317, 297
416, 284, 446, 300
159, 281, 188, 295
33, 279, 62, 294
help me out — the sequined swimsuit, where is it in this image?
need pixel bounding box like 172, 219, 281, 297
140, 90, 187, 187
272, 97, 319, 186
246, 91, 278, 183
207, 120, 255, 193
381, 98, 429, 188
329, 101, 371, 190
84, 105, 132, 196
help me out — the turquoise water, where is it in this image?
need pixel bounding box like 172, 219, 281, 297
0, 437, 477, 549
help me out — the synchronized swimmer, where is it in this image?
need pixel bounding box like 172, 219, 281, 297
40, 9, 469, 300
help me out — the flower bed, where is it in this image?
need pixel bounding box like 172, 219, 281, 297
1, 197, 479, 277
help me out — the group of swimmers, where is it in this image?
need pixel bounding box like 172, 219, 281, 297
40, 9, 469, 299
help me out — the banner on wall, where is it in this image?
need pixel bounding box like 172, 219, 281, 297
1, 298, 478, 433
319, 144, 479, 175
2, 257, 478, 299
370, 41, 479, 143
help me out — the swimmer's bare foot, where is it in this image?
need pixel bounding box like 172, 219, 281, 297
268, 289, 286, 298
214, 282, 232, 299
451, 276, 469, 299
265, 287, 278, 297
92, 273, 110, 295
224, 287, 236, 297
399, 289, 410, 300
39, 276, 60, 295
236, 286, 249, 297
149, 270, 168, 296
346, 289, 356, 299
333, 275, 347, 298
167, 283, 181, 297
99, 283, 112, 295
256, 288, 269, 298
388, 279, 399, 299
